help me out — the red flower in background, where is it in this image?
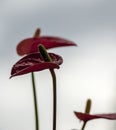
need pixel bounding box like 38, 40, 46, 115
17, 28, 77, 55
74, 111, 116, 122
10, 52, 63, 78
74, 99, 116, 130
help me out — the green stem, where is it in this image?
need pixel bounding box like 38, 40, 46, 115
38, 44, 57, 130
31, 72, 39, 130
81, 121, 87, 130
50, 69, 57, 130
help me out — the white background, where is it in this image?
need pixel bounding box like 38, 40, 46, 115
0, 0, 116, 130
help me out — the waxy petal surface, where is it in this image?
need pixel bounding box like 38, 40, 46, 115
74, 112, 116, 122
17, 36, 77, 55
11, 52, 63, 78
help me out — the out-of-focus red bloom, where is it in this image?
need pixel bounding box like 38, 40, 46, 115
74, 111, 116, 122
10, 52, 63, 78
17, 29, 77, 55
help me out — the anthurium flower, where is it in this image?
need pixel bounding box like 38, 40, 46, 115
74, 111, 116, 122
10, 52, 63, 78
74, 99, 116, 130
17, 29, 77, 55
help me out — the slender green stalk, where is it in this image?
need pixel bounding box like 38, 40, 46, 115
38, 44, 57, 130
31, 28, 40, 130
31, 72, 39, 130
50, 69, 57, 130
81, 121, 87, 130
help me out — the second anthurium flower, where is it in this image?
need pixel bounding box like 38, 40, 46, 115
10, 44, 63, 130
10, 50, 63, 78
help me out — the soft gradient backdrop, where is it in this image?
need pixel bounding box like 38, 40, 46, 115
0, 0, 116, 130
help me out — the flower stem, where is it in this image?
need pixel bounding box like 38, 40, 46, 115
31, 28, 40, 130
31, 72, 39, 130
38, 44, 57, 130
81, 121, 87, 130
50, 69, 57, 130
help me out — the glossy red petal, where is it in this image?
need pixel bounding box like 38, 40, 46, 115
74, 112, 116, 122
17, 36, 77, 55
10, 52, 63, 78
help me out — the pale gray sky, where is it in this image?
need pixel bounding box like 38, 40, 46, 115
0, 0, 116, 130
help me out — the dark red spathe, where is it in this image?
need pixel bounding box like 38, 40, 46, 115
11, 52, 63, 78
